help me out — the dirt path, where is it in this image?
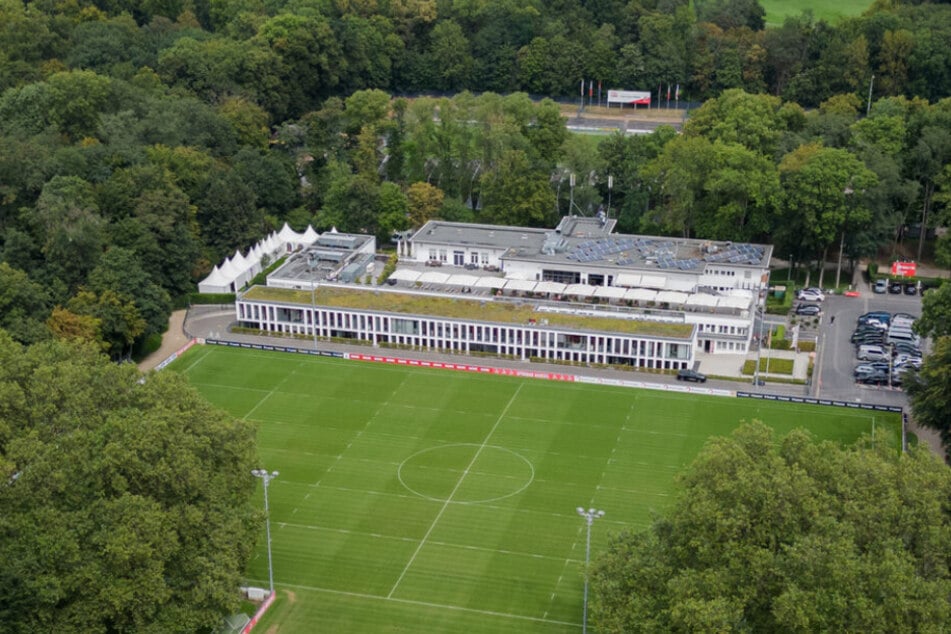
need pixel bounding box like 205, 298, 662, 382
137, 309, 190, 372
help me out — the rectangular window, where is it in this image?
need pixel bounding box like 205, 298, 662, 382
438, 249, 447, 262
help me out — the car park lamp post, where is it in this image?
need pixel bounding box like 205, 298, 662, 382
251, 469, 279, 596
577, 507, 605, 634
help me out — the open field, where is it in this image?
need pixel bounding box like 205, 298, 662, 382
761, 0, 871, 26
170, 345, 900, 633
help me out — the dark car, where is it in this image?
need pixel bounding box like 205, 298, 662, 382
888, 281, 903, 294
859, 372, 889, 385
795, 303, 821, 316
676, 368, 707, 383
904, 283, 917, 296
891, 343, 922, 357
858, 312, 890, 326
852, 334, 887, 346
851, 326, 887, 340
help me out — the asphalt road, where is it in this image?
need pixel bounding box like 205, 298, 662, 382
814, 290, 922, 407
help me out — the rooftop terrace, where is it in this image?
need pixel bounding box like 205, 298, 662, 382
241, 285, 695, 339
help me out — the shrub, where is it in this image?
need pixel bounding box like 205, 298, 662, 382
189, 292, 236, 305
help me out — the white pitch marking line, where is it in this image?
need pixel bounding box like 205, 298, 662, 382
387, 383, 525, 599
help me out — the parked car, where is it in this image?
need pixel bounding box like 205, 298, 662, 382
857, 344, 888, 361
892, 312, 918, 322
904, 282, 918, 296
891, 343, 922, 357
797, 288, 825, 302
858, 311, 891, 326
795, 303, 821, 316
873, 279, 888, 294
854, 363, 890, 376
851, 328, 885, 342
858, 371, 889, 385
676, 368, 707, 383
852, 334, 887, 347
888, 281, 903, 294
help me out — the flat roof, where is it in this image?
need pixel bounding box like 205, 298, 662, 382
412, 218, 771, 272
241, 285, 695, 340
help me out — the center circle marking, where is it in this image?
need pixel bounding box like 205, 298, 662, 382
397, 443, 535, 504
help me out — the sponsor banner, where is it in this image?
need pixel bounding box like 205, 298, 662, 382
607, 89, 651, 105
890, 260, 916, 277
154, 338, 199, 371
737, 392, 902, 413
242, 591, 276, 634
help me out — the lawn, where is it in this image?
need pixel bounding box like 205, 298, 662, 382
760, 0, 871, 26
170, 345, 899, 633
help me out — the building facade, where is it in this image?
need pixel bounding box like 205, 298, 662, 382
236, 286, 696, 370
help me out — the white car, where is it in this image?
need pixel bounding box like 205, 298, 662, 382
797, 288, 825, 302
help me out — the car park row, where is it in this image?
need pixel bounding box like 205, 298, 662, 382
851, 311, 921, 387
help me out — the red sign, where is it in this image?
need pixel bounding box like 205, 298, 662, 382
890, 261, 917, 277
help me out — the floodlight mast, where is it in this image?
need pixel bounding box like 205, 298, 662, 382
577, 507, 605, 634
251, 469, 279, 596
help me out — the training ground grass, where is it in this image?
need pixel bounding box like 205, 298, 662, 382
761, 0, 871, 26
170, 345, 900, 633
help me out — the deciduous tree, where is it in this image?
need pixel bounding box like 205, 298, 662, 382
591, 422, 951, 633
0, 332, 259, 632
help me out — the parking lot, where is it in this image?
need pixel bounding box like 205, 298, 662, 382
813, 289, 923, 407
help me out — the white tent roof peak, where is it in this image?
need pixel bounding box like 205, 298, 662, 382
303, 225, 320, 244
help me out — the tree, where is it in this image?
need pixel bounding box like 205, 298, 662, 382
0, 332, 259, 632
906, 335, 951, 456
66, 289, 145, 360
406, 181, 444, 227
777, 143, 877, 287
591, 422, 951, 633
0, 262, 50, 345
478, 149, 555, 227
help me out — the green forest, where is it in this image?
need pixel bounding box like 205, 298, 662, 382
1, 0, 950, 359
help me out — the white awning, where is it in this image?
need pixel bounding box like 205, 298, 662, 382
625, 288, 657, 302
389, 269, 420, 282
534, 281, 567, 295
686, 294, 718, 308
665, 278, 696, 292
447, 274, 480, 287
718, 296, 751, 310
614, 273, 642, 288
594, 286, 628, 299
564, 283, 597, 297
418, 271, 450, 284
656, 291, 689, 305
505, 270, 533, 280
503, 279, 537, 292
474, 277, 506, 289
640, 274, 667, 289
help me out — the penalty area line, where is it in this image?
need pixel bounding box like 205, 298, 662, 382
245, 579, 580, 628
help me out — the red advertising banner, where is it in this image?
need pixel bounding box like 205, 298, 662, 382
890, 261, 917, 277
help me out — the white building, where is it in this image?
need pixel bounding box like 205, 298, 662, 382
236, 285, 696, 370
406, 217, 771, 354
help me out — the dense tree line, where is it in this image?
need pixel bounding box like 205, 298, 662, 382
0, 0, 950, 358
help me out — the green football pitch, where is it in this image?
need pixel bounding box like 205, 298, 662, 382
170, 345, 899, 633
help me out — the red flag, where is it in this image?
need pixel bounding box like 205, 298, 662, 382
667, 83, 671, 101
589, 80, 593, 97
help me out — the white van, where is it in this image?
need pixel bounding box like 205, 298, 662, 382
857, 344, 888, 361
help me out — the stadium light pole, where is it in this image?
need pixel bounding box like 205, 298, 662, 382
577, 507, 605, 634
252, 469, 279, 596
310, 280, 318, 350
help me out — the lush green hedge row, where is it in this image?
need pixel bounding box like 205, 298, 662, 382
189, 293, 236, 305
